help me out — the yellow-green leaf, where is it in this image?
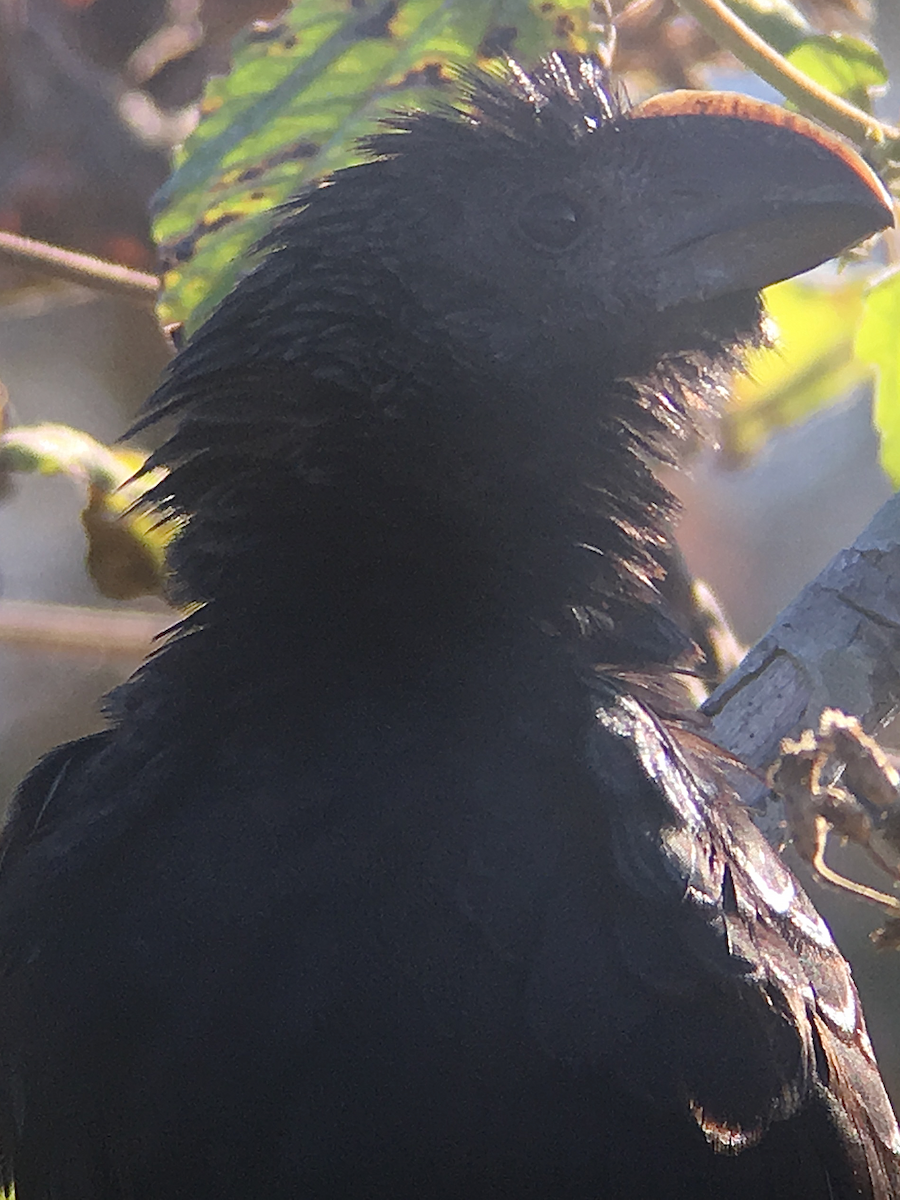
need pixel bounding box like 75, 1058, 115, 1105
723, 277, 869, 462
154, 0, 603, 332
0, 424, 170, 600
785, 35, 887, 112
855, 267, 900, 487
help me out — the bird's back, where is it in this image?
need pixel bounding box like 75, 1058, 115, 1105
0, 631, 894, 1199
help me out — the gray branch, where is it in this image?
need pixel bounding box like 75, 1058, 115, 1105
702, 490, 900, 836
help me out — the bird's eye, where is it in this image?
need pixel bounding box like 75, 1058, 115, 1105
517, 192, 583, 250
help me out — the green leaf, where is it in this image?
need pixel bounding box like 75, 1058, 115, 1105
154, 0, 600, 331
725, 0, 810, 55
785, 35, 887, 112
723, 277, 869, 462
0, 424, 170, 600
855, 268, 900, 487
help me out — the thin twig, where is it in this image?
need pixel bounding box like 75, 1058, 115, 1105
0, 600, 170, 657
674, 0, 899, 150
812, 838, 900, 914
0, 232, 159, 304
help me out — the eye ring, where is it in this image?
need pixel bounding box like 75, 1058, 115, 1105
517, 191, 584, 251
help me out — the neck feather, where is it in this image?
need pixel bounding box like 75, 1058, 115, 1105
136, 248, 758, 674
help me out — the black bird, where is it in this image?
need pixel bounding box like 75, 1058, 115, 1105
0, 54, 896, 1200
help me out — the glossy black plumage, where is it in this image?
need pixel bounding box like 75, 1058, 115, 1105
0, 54, 897, 1199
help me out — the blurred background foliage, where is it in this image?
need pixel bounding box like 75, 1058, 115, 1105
0, 0, 899, 1104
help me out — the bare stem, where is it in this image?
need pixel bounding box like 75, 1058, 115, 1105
0, 232, 159, 304
675, 0, 899, 150
0, 600, 170, 657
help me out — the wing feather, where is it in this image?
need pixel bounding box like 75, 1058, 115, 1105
588, 679, 900, 1195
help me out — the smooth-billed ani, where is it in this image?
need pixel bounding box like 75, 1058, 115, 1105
0, 53, 896, 1200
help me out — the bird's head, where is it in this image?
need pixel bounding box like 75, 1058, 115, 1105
140, 54, 893, 628
148, 52, 893, 456
332, 53, 893, 392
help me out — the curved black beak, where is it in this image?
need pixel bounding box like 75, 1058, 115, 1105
628, 92, 894, 309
